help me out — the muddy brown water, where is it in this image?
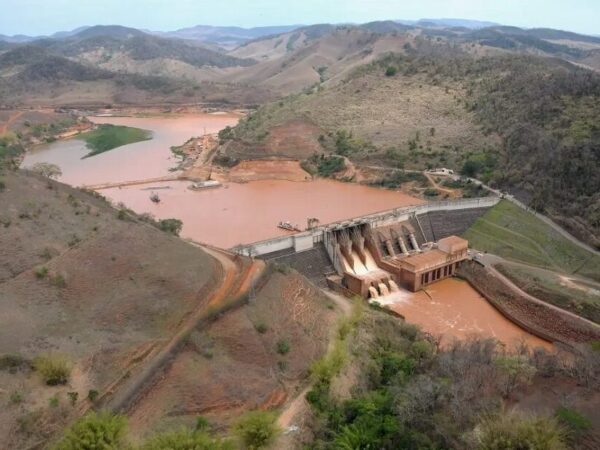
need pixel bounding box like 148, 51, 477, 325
103, 179, 424, 248
22, 113, 240, 186
387, 278, 553, 349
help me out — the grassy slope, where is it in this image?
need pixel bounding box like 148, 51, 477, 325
464, 200, 600, 281
226, 64, 496, 169
78, 124, 152, 157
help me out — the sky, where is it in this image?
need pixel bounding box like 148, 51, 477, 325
0, 0, 598, 37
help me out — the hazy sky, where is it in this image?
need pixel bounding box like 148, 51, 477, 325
0, 0, 598, 36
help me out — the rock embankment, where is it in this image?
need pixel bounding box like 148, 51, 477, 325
458, 261, 600, 346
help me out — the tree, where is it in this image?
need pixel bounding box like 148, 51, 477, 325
52, 412, 128, 450
158, 218, 183, 236
233, 411, 280, 449
461, 159, 481, 178
30, 162, 62, 179
494, 355, 536, 397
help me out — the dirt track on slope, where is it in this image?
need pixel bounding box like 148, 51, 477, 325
106, 246, 265, 415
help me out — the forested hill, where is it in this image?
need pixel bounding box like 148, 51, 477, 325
223, 51, 600, 248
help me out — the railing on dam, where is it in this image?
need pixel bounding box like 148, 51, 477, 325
231, 196, 499, 257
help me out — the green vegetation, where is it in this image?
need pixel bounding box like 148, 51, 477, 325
303, 305, 587, 449
158, 218, 183, 236
464, 200, 600, 281
33, 353, 71, 385
496, 263, 600, 323
555, 407, 592, 433
78, 124, 152, 158
276, 339, 290, 355
254, 322, 268, 334
52, 412, 127, 450
476, 412, 567, 450
30, 162, 62, 179
233, 411, 280, 450
442, 177, 490, 198
305, 154, 346, 177
34, 266, 49, 279
369, 170, 427, 189
385, 65, 397, 76
141, 428, 234, 450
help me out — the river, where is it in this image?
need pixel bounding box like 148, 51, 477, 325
387, 278, 553, 349
21, 114, 424, 247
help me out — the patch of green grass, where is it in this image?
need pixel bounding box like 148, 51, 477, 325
555, 407, 591, 432
78, 124, 152, 158
464, 200, 600, 281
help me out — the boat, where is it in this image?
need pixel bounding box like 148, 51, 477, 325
278, 221, 301, 232
150, 192, 161, 203
188, 180, 222, 191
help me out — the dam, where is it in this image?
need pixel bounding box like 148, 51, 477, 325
239, 195, 557, 349
234, 197, 498, 296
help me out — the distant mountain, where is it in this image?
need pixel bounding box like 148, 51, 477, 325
158, 24, 302, 47
0, 34, 39, 43
71, 24, 147, 39
417, 18, 499, 29
35, 26, 255, 69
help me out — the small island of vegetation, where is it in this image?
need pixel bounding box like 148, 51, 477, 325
78, 124, 152, 158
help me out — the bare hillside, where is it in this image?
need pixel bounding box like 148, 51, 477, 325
0, 170, 219, 448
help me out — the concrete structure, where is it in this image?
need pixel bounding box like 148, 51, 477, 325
235, 197, 495, 298
384, 236, 468, 291
232, 197, 498, 257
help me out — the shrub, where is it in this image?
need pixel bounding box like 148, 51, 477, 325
141, 428, 233, 450
276, 339, 290, 355
34, 266, 49, 279
87, 389, 99, 403
117, 209, 129, 220
385, 66, 398, 76
50, 273, 67, 288
555, 407, 591, 433
67, 391, 78, 406
475, 412, 567, 450
0, 179, 5, 191
31, 162, 62, 179
52, 412, 128, 450
10, 391, 24, 404
0, 353, 29, 371
33, 354, 71, 385
423, 188, 439, 197
49, 395, 59, 408
195, 416, 210, 431
158, 218, 183, 236
233, 411, 280, 449
255, 323, 268, 334
494, 355, 536, 397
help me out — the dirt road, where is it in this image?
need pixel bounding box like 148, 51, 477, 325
105, 244, 265, 414
0, 111, 23, 134
476, 254, 600, 331
274, 290, 352, 449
